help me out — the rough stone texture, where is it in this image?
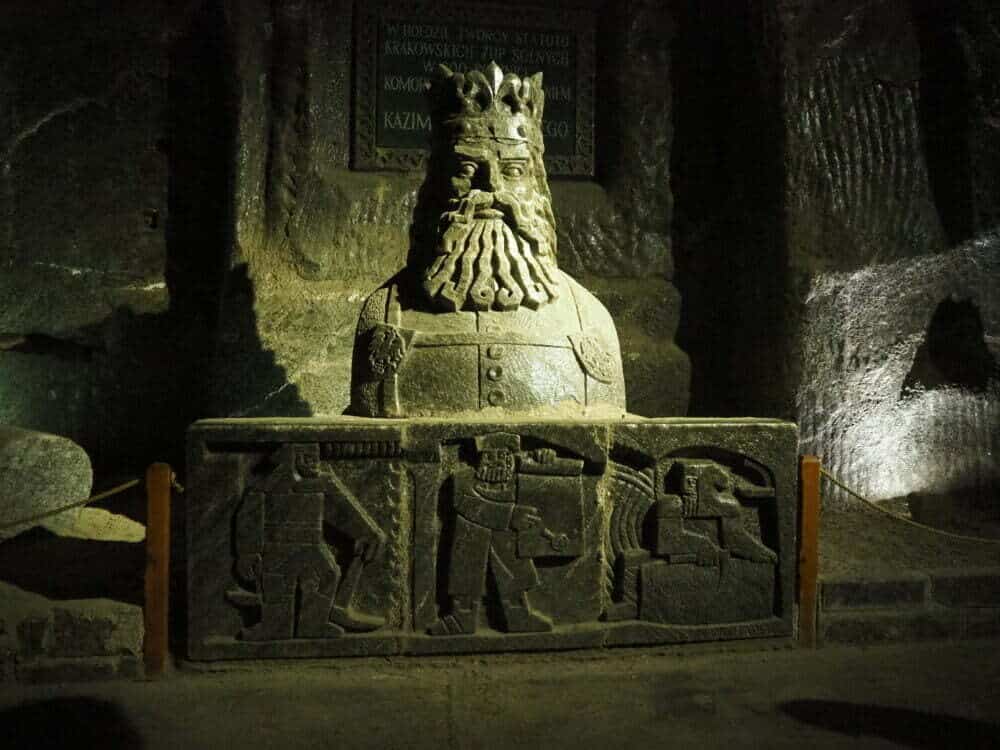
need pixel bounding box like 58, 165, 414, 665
582, 275, 689, 417
819, 608, 960, 645
781, 1, 1000, 514
0, 582, 143, 683
818, 571, 1000, 645
0, 2, 996, 676
640, 558, 776, 625
6, 641, 1000, 749
929, 569, 1000, 609
211, 276, 362, 419
49, 604, 143, 659
783, 0, 947, 270
0, 427, 91, 541
821, 575, 928, 612
42, 507, 146, 544
16, 617, 49, 659
819, 503, 1000, 581
0, 3, 169, 339
0, 0, 692, 464
0, 0, 992, 474
186, 417, 797, 659
960, 1, 1000, 235
816, 524, 1000, 645
797, 237, 999, 509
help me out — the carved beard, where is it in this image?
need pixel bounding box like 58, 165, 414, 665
422, 189, 561, 312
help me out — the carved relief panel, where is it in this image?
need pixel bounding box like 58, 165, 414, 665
187, 419, 796, 659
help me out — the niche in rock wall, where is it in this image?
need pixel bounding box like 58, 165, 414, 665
902, 298, 999, 395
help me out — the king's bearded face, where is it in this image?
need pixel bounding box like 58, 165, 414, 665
422, 140, 561, 312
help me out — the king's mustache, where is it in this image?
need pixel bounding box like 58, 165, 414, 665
422, 188, 560, 312
439, 190, 542, 246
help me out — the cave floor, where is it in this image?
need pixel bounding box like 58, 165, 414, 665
2, 639, 999, 749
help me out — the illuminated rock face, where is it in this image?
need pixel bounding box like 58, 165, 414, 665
350, 63, 625, 418
186, 65, 798, 658
797, 236, 1000, 511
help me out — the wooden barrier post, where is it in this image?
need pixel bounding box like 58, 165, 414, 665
145, 462, 172, 676
798, 455, 821, 648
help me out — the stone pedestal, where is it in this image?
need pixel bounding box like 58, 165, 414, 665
187, 417, 796, 659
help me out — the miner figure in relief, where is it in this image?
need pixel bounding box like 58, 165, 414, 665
229, 443, 387, 640
350, 62, 627, 418
428, 433, 588, 635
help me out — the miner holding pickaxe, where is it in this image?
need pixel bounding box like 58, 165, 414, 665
229, 443, 386, 640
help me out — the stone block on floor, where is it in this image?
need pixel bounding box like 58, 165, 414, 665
821, 574, 929, 611
929, 569, 1000, 608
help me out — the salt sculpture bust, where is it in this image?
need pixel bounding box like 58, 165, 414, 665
182, 61, 798, 659
350, 62, 626, 418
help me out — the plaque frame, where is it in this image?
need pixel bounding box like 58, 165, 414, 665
353, 0, 596, 176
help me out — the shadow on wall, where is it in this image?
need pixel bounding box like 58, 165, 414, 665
210, 263, 312, 418
780, 700, 1000, 749
797, 235, 1000, 509
669, 0, 788, 418
167, 3, 310, 420
171, 260, 313, 655
163, 3, 308, 657
902, 298, 999, 395
0, 698, 144, 749
899, 296, 1000, 521
909, 0, 975, 246
0, 528, 144, 605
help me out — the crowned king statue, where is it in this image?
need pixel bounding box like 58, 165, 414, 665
350, 62, 626, 418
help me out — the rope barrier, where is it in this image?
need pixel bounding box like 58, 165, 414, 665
1, 476, 144, 533
820, 468, 1000, 545
3, 462, 993, 547
0, 463, 185, 534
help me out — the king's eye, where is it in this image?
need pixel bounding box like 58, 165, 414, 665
457, 162, 477, 179
502, 163, 525, 178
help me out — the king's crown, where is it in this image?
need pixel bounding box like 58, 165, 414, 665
427, 62, 545, 149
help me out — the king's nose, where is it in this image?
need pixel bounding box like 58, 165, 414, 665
473, 165, 502, 193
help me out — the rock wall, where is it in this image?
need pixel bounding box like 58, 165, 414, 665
798, 237, 1000, 508
781, 0, 1000, 506
0, 583, 143, 683
0, 2, 207, 475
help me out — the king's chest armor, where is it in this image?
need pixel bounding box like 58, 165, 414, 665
376, 280, 613, 415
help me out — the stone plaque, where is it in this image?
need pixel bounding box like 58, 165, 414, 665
354, 1, 595, 175
186, 417, 797, 659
